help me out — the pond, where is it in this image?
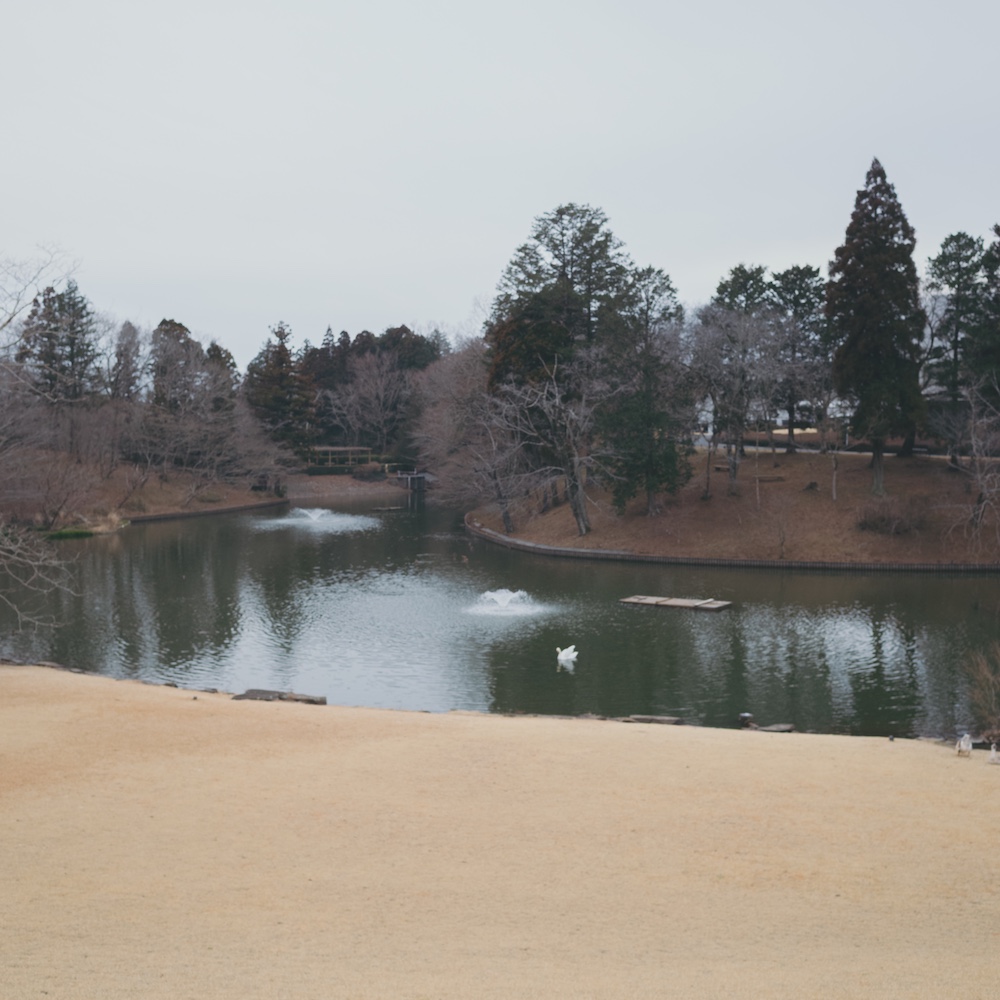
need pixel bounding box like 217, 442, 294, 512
2, 497, 998, 738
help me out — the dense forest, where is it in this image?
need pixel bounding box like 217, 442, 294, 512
2, 158, 1000, 611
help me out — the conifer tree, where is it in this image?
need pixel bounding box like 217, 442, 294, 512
925, 232, 987, 458
826, 158, 925, 494
243, 322, 316, 452
969, 224, 1000, 395
601, 266, 691, 514
769, 265, 828, 452
16, 280, 99, 402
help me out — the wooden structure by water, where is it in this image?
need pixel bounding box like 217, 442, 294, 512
396, 471, 426, 492
620, 595, 732, 611
307, 446, 373, 470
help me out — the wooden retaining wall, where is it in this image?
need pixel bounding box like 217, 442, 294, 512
126, 498, 289, 524
464, 514, 1000, 574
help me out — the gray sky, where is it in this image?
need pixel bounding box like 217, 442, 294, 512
5, 0, 997, 369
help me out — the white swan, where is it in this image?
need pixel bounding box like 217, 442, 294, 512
556, 645, 578, 670
989, 743, 999, 765
957, 733, 973, 756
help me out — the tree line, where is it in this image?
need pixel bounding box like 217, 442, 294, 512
1, 287, 448, 526
3, 155, 1000, 617
0, 264, 445, 621
418, 160, 1000, 534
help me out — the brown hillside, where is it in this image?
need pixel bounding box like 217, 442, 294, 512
471, 448, 1000, 566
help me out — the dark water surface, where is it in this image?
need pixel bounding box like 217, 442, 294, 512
3, 498, 999, 737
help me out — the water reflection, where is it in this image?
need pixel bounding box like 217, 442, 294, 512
1, 500, 998, 737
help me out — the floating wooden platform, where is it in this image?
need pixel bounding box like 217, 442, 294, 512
620, 595, 732, 612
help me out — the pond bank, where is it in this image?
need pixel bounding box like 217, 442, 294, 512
2, 664, 998, 999
465, 514, 1000, 573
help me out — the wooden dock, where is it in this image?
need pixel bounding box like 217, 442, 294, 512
619, 595, 732, 611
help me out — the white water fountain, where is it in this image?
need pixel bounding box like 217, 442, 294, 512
254, 508, 380, 533
467, 588, 546, 617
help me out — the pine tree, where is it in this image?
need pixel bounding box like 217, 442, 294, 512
712, 264, 771, 314
826, 159, 925, 494
486, 203, 630, 382
243, 322, 316, 452
925, 232, 987, 458
601, 266, 691, 514
968, 224, 1000, 395
16, 280, 99, 401
768, 265, 828, 452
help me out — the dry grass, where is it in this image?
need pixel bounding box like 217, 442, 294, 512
29, 465, 403, 530
29, 450, 1000, 566
472, 448, 1000, 565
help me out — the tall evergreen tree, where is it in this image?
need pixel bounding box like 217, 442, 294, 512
243, 322, 316, 452
925, 232, 987, 459
601, 267, 691, 514
712, 264, 771, 314
488, 203, 630, 363
826, 158, 925, 494
16, 280, 99, 402
968, 224, 1000, 396
768, 264, 829, 452
484, 204, 633, 534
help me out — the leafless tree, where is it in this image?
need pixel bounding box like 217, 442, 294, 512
0, 520, 72, 628
0, 247, 68, 341
689, 305, 776, 495
414, 342, 538, 532
335, 350, 412, 453
959, 379, 1000, 550
488, 349, 616, 536
0, 248, 75, 625
963, 641, 1000, 742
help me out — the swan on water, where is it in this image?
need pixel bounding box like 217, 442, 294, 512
556, 645, 578, 665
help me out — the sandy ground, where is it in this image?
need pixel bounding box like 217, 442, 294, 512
3, 667, 1000, 999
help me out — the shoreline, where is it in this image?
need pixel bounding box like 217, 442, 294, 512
3, 663, 998, 998
1, 660, 975, 744
464, 513, 1000, 573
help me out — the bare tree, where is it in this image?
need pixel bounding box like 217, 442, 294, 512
414, 342, 538, 533
0, 247, 67, 340
489, 350, 616, 536
963, 642, 1000, 742
0, 520, 72, 628
960, 378, 1000, 550
0, 248, 74, 626
344, 350, 411, 453
690, 305, 776, 495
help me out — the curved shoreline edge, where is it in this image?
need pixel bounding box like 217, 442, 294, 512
125, 497, 289, 523
464, 512, 1000, 574
3, 662, 963, 742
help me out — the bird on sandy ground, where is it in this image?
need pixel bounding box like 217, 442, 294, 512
957, 733, 973, 756
989, 743, 999, 764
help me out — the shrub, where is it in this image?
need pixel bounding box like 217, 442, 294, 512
46, 527, 94, 540
963, 642, 1000, 742
856, 496, 927, 535
351, 462, 386, 482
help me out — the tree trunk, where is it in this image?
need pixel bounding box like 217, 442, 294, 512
871, 442, 885, 495
566, 462, 590, 535
726, 434, 741, 494
491, 473, 514, 534
897, 426, 916, 458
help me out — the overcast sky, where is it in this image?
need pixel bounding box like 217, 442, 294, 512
4, 0, 997, 369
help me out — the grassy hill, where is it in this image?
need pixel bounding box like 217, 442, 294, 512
472, 448, 1000, 567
